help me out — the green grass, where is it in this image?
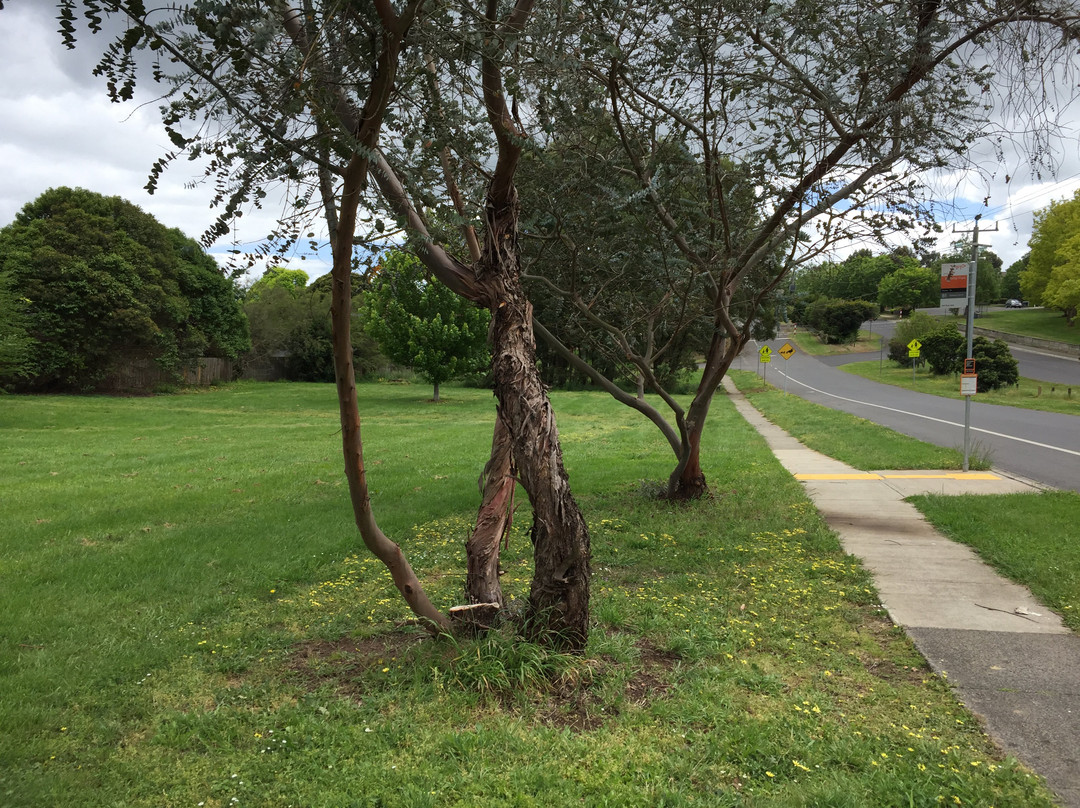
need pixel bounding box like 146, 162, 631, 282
790, 328, 882, 357
729, 371, 989, 470
0, 380, 1056, 806
977, 307, 1080, 345
839, 360, 1080, 416
908, 492, 1080, 631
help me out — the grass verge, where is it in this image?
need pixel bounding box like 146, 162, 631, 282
908, 492, 1080, 632
728, 370, 989, 470
0, 381, 1053, 806
839, 361, 1080, 416
976, 308, 1080, 345
790, 328, 882, 357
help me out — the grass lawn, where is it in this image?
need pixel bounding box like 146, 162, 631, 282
790, 328, 882, 357
0, 381, 1058, 806
728, 370, 990, 470
977, 308, 1080, 345
839, 360, 1080, 417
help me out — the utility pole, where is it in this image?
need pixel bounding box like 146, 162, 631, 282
953, 215, 999, 471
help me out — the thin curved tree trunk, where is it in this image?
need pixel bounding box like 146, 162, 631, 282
328, 156, 451, 634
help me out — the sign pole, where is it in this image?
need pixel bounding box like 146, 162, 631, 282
963, 219, 979, 471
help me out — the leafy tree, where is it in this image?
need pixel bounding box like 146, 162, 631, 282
877, 265, 939, 315
922, 326, 965, 375
0, 187, 249, 392
1022, 190, 1080, 307
1003, 255, 1028, 301
797, 251, 918, 304
364, 252, 491, 401
245, 266, 309, 302
243, 276, 384, 383
1039, 231, 1080, 323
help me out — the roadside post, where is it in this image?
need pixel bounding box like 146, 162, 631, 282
907, 339, 921, 382
758, 345, 772, 384
778, 341, 795, 393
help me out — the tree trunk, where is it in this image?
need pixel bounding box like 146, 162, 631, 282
466, 412, 515, 606
329, 156, 451, 635
478, 183, 591, 650
433, 380, 440, 402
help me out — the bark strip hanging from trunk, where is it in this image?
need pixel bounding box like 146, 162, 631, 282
467, 412, 515, 606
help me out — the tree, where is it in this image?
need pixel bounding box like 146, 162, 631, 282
536, 0, 1080, 499
364, 251, 491, 401
1003, 254, 1028, 301
1043, 232, 1080, 323
797, 251, 919, 304
971, 336, 1020, 391
243, 277, 384, 382
49, 0, 591, 646
878, 265, 938, 315
888, 311, 940, 367
0, 187, 249, 392
245, 266, 309, 301
1023, 190, 1080, 307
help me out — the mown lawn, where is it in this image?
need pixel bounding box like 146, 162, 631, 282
0, 381, 1058, 806
977, 307, 1080, 345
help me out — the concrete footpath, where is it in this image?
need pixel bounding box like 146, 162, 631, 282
723, 377, 1080, 807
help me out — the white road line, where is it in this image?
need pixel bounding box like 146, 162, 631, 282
775, 367, 1080, 459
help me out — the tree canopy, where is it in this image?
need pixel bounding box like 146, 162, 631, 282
0, 187, 249, 392
364, 251, 491, 401
1023, 191, 1080, 321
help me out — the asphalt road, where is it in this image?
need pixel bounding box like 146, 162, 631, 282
735, 344, 1080, 493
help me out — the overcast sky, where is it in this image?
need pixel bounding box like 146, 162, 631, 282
4, 4, 1080, 279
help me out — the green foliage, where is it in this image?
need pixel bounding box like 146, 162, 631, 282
245, 266, 309, 301
0, 268, 34, 386
937, 244, 1003, 305
242, 274, 383, 382
1022, 189, 1080, 307
921, 326, 964, 375
877, 264, 938, 313
803, 298, 877, 344
887, 311, 939, 367
0, 187, 249, 392
363, 251, 490, 399
971, 336, 1019, 392
1042, 232, 1080, 323
796, 250, 918, 303
1002, 254, 1027, 300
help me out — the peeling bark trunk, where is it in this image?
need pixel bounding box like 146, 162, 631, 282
467, 412, 515, 606
478, 184, 591, 649
330, 157, 451, 634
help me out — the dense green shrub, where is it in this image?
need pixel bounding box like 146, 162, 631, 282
887, 312, 940, 367
971, 336, 1019, 391
922, 326, 965, 375
804, 298, 878, 343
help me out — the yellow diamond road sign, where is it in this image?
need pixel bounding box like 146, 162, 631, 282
778, 342, 795, 360
758, 345, 772, 363
907, 338, 921, 358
